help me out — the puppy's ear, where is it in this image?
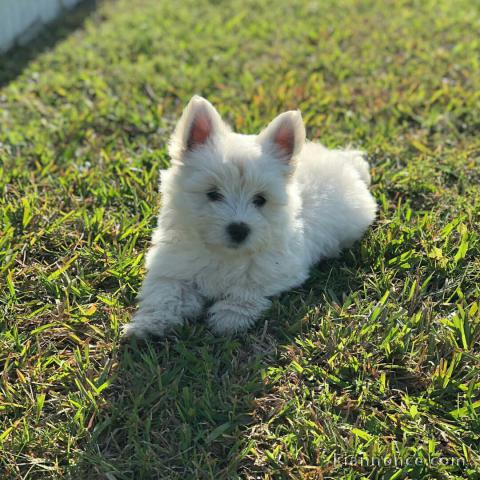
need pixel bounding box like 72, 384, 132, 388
258, 110, 305, 164
169, 95, 224, 160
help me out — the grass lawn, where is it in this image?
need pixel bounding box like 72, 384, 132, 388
1, 0, 480, 478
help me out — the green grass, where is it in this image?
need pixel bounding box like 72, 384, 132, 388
1, 0, 480, 478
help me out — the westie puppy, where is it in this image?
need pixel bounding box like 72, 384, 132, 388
124, 96, 376, 337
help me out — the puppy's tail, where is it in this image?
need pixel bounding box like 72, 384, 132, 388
348, 151, 371, 186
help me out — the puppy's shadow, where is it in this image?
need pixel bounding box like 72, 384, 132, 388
71, 250, 371, 479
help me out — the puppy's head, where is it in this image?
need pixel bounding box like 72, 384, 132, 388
164, 96, 305, 254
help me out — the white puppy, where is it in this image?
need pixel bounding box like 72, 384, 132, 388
124, 96, 376, 337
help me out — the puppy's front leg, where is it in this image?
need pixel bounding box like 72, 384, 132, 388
207, 290, 271, 335
124, 275, 204, 338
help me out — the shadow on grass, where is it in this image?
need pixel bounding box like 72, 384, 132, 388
0, 0, 98, 88
69, 253, 371, 479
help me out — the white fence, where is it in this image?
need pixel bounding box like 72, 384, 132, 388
0, 0, 81, 53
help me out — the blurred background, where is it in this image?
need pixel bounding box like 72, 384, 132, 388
0, 0, 82, 53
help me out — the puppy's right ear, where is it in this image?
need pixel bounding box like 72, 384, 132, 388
169, 96, 224, 160
257, 110, 305, 166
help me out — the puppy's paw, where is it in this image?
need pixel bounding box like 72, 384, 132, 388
122, 310, 183, 338
122, 321, 152, 339
206, 298, 267, 336
207, 309, 255, 336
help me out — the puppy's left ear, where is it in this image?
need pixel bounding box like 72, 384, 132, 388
258, 110, 305, 165
169, 95, 225, 161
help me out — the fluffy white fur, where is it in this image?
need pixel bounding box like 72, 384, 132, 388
124, 95, 377, 337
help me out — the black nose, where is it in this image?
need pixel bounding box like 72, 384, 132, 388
227, 222, 250, 244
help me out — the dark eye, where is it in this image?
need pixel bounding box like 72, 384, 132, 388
206, 189, 223, 202
253, 194, 266, 207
